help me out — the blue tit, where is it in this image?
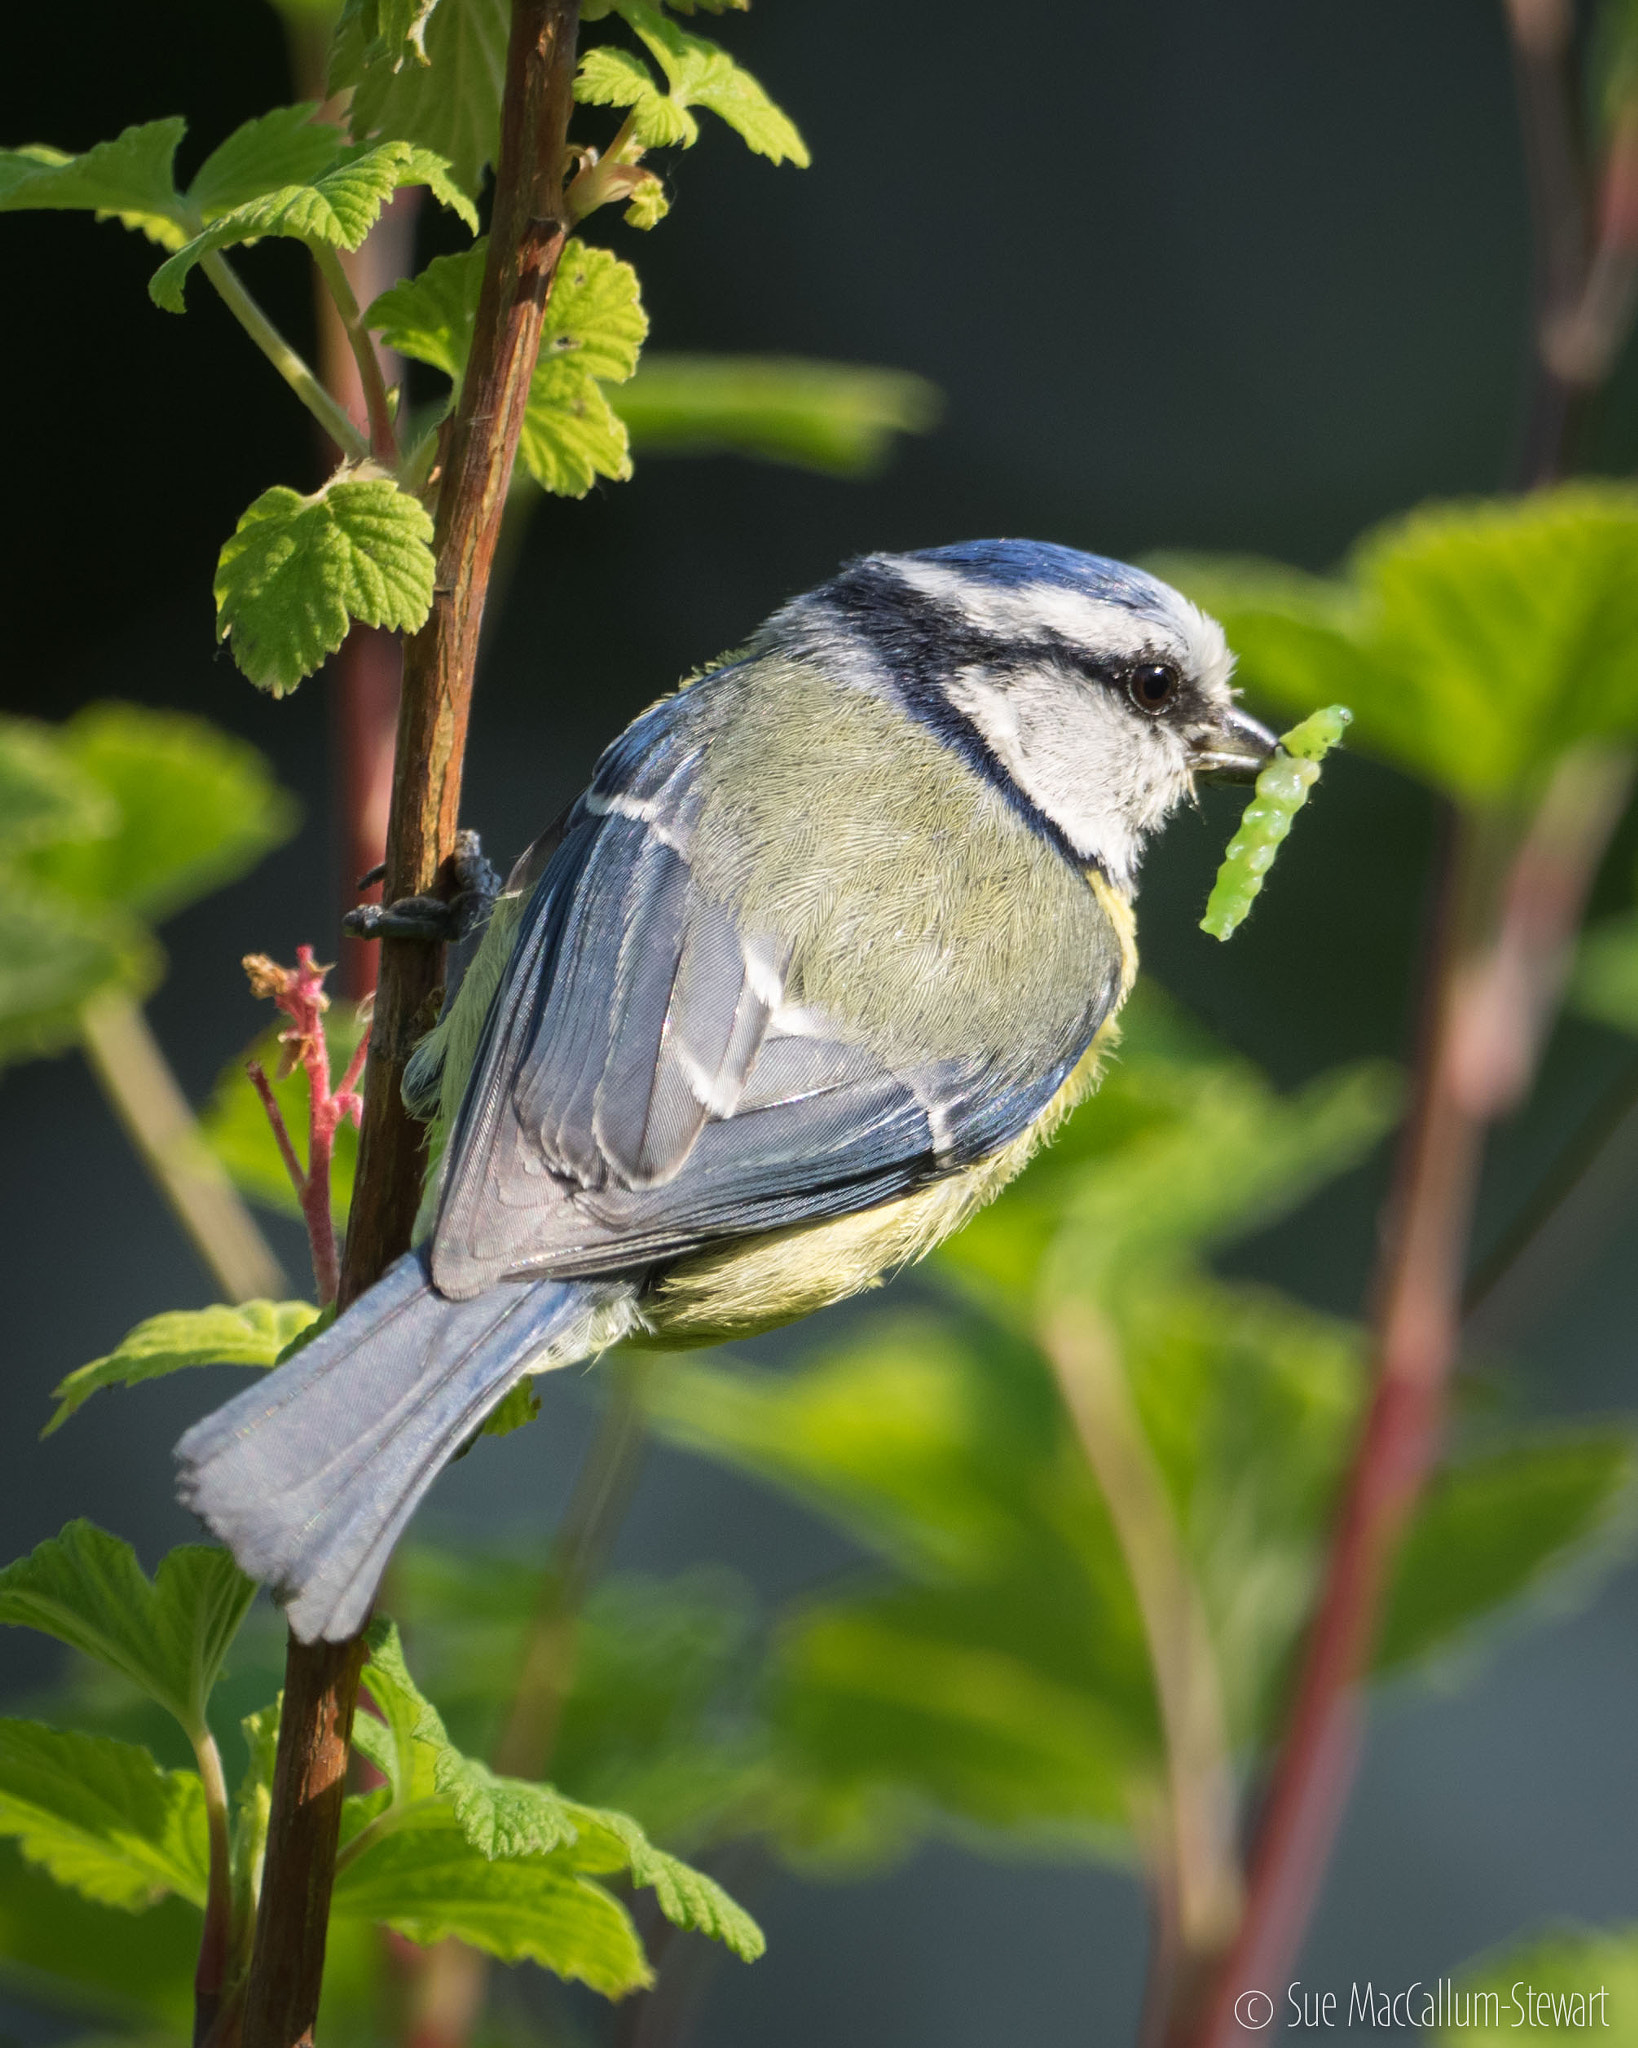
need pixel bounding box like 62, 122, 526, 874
176, 539, 1275, 1641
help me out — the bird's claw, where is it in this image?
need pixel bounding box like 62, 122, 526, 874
345, 829, 501, 946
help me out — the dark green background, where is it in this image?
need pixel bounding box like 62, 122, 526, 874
2, 3, 1636, 2040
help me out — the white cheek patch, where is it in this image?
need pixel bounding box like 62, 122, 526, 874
945, 667, 1193, 890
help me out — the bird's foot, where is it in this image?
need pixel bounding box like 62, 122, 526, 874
345, 829, 501, 945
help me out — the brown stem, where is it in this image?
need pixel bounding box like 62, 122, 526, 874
241, 1635, 368, 2048
240, 9, 583, 2043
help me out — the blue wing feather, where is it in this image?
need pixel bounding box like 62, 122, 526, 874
430, 679, 1113, 1296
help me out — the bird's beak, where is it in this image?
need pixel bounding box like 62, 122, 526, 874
1190, 705, 1279, 784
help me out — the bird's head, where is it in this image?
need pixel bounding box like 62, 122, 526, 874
761, 538, 1275, 894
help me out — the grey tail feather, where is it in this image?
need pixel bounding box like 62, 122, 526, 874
174, 1250, 628, 1644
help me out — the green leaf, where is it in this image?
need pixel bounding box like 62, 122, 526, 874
44, 1300, 319, 1437
0, 118, 187, 249
333, 0, 510, 202
519, 358, 633, 495
0, 1523, 257, 1739
333, 1812, 653, 1993
607, 1, 809, 164
0, 883, 157, 1073
230, 1701, 279, 1916
1379, 1429, 1638, 1671
541, 239, 647, 382
368, 242, 482, 380
358, 1620, 765, 1959
0, 717, 116, 857
614, 354, 941, 475
151, 139, 471, 313
22, 704, 299, 923
355, 1620, 445, 1801
0, 1839, 198, 2028
372, 238, 647, 496
213, 468, 436, 694
0, 1721, 207, 1909
480, 1378, 541, 1438
200, 1005, 365, 1220
575, 45, 699, 148
562, 1804, 765, 1959
522, 240, 647, 493
388, 1549, 766, 1846
187, 104, 348, 219
1433, 1924, 1638, 2042
439, 1758, 582, 1858
1158, 484, 1638, 804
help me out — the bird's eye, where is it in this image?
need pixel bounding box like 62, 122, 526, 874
1128, 662, 1180, 714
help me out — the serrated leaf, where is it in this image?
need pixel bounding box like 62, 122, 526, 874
372, 238, 646, 496
0, 1523, 256, 1739
356, 1620, 445, 1802
519, 358, 632, 494
151, 140, 469, 312
334, 0, 510, 202
360, 1619, 764, 1959
188, 104, 347, 220
44, 1300, 319, 1437
0, 1839, 198, 2028
610, 1, 809, 163
575, 46, 699, 147
368, 242, 483, 379
0, 716, 116, 857
333, 1812, 652, 1993
0, 884, 157, 1073
1378, 1430, 1638, 1670
213, 470, 435, 694
614, 354, 941, 475
440, 1758, 582, 1858
543, 238, 647, 381
200, 1005, 365, 1220
564, 1804, 765, 1958
22, 704, 299, 923
0, 119, 187, 249
0, 1721, 208, 1910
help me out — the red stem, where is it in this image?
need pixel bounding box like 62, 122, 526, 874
247, 1062, 306, 1205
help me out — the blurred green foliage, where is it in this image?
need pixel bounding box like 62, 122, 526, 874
1435, 1924, 1638, 2043
0, 705, 294, 1068
1156, 484, 1638, 806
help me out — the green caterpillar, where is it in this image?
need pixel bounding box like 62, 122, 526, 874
1200, 705, 1352, 941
